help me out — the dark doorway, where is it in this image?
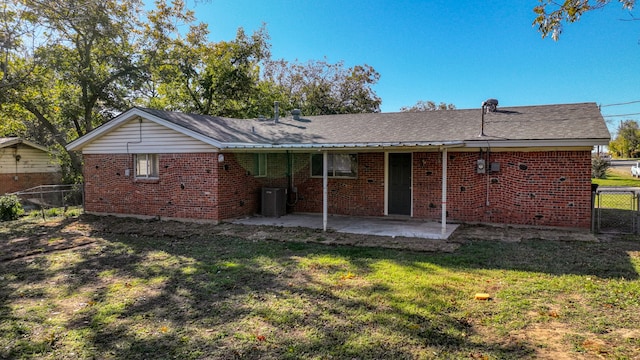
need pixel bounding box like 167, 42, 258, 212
388, 153, 412, 215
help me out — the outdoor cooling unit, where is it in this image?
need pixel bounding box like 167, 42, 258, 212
261, 187, 286, 217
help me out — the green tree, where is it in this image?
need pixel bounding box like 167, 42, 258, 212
1, 0, 384, 181
262, 59, 381, 116
0, 0, 201, 179
533, 0, 636, 40
141, 24, 272, 118
0, 0, 148, 178
400, 100, 456, 112
609, 120, 640, 158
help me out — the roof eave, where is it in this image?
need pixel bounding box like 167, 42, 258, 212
221, 141, 466, 151
463, 138, 610, 148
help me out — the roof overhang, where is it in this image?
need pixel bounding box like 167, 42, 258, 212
463, 138, 610, 148
221, 141, 466, 152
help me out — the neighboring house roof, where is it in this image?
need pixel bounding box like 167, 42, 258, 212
67, 102, 611, 152
0, 137, 50, 152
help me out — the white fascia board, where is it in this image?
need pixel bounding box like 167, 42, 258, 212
463, 138, 610, 148
66, 108, 225, 151
222, 141, 465, 151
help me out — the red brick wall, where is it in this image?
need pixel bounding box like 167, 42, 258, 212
216, 153, 288, 219
0, 173, 62, 194
291, 150, 591, 228
84, 153, 221, 220
292, 153, 386, 216
83, 153, 291, 221
83, 150, 592, 228
412, 150, 592, 228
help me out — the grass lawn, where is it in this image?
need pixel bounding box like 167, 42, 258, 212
593, 168, 640, 187
1, 215, 640, 359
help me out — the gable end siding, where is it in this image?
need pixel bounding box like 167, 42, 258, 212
81, 119, 218, 154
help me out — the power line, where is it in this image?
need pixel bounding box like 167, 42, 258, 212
601, 100, 640, 107
602, 112, 640, 117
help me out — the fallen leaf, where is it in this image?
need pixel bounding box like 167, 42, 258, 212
340, 272, 355, 281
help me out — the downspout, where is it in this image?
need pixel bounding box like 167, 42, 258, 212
441, 148, 448, 236
323, 151, 328, 231
286, 151, 299, 207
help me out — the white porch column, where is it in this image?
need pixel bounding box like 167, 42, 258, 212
441, 148, 448, 235
323, 151, 328, 231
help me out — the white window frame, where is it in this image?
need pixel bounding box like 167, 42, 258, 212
310, 153, 358, 178
255, 153, 267, 177
135, 154, 159, 179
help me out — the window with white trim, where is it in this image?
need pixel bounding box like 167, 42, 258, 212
135, 154, 159, 179
255, 153, 267, 177
310, 153, 358, 178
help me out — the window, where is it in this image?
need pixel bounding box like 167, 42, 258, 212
311, 153, 358, 178
135, 154, 159, 179
255, 153, 267, 177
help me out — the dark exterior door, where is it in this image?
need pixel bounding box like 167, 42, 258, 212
388, 153, 412, 215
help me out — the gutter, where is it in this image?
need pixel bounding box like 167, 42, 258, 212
463, 138, 611, 148
222, 141, 466, 151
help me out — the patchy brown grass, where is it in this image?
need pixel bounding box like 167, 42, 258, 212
1, 215, 639, 359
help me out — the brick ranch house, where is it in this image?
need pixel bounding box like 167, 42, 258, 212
66, 102, 610, 230
1, 137, 62, 194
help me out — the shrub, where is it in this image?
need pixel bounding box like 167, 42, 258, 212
592, 155, 611, 179
46, 208, 61, 217
0, 195, 24, 221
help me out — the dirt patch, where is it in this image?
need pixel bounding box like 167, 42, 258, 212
449, 223, 598, 243
0, 218, 96, 262
1, 215, 600, 259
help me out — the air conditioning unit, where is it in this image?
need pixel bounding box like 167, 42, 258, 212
261, 187, 286, 217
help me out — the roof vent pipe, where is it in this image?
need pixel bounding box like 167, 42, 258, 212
479, 98, 498, 137
291, 109, 301, 121
483, 98, 498, 113
274, 101, 280, 123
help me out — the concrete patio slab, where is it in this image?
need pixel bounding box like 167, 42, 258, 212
231, 213, 458, 240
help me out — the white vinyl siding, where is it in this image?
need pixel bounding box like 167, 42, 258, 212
81, 119, 218, 154
0, 147, 59, 174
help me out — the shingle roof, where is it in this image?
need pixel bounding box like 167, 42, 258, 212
138, 102, 610, 148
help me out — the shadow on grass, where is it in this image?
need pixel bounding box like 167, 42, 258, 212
1, 215, 639, 358
437, 237, 640, 279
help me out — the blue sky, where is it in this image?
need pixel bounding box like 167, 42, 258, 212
181, 0, 639, 132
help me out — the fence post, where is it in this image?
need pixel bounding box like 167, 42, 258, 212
591, 190, 597, 233
633, 191, 640, 234
39, 190, 46, 220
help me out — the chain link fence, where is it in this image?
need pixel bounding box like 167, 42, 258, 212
12, 184, 83, 219
594, 189, 639, 234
